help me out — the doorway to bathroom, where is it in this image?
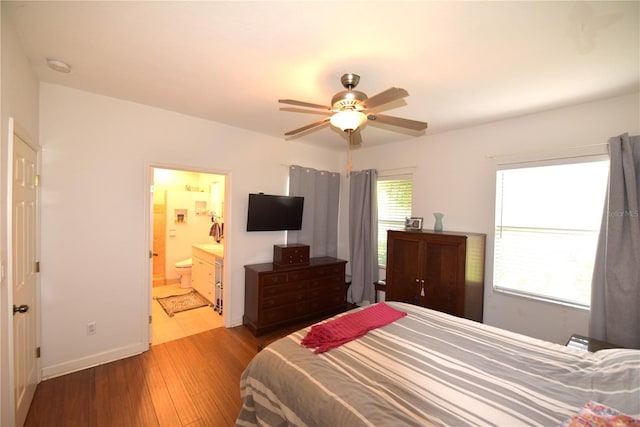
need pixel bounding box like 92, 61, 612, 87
149, 166, 227, 345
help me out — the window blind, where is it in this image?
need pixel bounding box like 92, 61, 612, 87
493, 160, 608, 307
377, 176, 412, 267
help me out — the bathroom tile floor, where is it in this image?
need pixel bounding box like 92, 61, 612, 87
151, 284, 224, 345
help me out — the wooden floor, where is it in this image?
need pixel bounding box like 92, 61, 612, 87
23, 310, 347, 427
24, 325, 284, 427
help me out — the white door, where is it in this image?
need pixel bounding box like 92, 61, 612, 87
11, 126, 39, 427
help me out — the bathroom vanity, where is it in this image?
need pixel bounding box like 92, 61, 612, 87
191, 244, 224, 304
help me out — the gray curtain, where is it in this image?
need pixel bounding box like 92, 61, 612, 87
287, 165, 340, 258
589, 133, 640, 349
348, 169, 379, 304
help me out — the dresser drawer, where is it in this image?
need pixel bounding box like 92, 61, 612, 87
308, 293, 345, 311
261, 302, 309, 324
287, 270, 313, 282
261, 273, 288, 286
308, 275, 342, 290
308, 282, 344, 299
263, 289, 306, 308
262, 281, 306, 297
311, 264, 344, 277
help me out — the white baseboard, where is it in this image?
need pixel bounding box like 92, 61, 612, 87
41, 342, 148, 380
229, 316, 243, 327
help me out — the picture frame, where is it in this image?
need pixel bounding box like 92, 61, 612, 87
405, 217, 423, 230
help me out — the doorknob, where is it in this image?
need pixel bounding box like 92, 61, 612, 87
152, 252, 158, 256
13, 304, 29, 315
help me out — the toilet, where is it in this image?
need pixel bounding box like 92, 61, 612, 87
174, 258, 193, 288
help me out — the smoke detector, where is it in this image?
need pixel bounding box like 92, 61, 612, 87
46, 58, 71, 73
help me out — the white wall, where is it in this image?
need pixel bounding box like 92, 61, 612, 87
39, 87, 637, 383
1, 4, 41, 425
38, 83, 346, 378
351, 92, 640, 345
14, 37, 640, 390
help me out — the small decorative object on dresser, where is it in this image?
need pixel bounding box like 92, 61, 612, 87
405, 217, 423, 230
433, 212, 444, 231
273, 243, 310, 266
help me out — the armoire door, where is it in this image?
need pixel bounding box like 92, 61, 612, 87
421, 237, 466, 317
386, 231, 423, 304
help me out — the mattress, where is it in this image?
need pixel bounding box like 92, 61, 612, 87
236, 302, 640, 426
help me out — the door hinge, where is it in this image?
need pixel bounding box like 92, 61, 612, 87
35, 175, 41, 187
36, 347, 41, 358
149, 315, 152, 324
35, 261, 40, 273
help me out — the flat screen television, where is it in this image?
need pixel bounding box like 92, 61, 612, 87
246, 193, 304, 231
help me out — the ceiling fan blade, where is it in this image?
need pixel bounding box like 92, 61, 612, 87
279, 99, 331, 110
361, 87, 409, 110
284, 117, 331, 136
349, 130, 363, 147
280, 107, 333, 116
367, 113, 428, 131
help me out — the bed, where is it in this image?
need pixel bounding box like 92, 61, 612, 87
236, 302, 640, 426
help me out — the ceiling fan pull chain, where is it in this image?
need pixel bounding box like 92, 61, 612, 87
346, 131, 353, 174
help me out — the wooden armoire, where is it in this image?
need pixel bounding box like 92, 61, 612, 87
385, 230, 486, 322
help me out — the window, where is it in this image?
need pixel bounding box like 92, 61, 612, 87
493, 159, 609, 307
377, 175, 413, 267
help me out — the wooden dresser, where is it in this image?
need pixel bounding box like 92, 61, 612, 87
243, 257, 347, 336
385, 230, 486, 322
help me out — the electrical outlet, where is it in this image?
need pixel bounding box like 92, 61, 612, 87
87, 322, 96, 335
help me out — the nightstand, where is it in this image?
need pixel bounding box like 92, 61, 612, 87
566, 334, 620, 352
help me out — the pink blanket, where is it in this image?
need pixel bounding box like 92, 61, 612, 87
301, 302, 407, 354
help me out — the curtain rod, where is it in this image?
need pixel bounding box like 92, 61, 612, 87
494, 152, 610, 167
280, 164, 341, 174
378, 166, 418, 174
486, 142, 608, 160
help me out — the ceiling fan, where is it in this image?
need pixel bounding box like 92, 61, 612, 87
279, 73, 428, 146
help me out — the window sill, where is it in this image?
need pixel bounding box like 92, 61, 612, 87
493, 287, 590, 311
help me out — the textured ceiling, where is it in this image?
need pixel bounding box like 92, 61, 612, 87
5, 1, 639, 150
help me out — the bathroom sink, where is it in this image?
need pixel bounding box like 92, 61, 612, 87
193, 243, 224, 258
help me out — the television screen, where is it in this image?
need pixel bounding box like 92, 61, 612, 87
246, 193, 304, 231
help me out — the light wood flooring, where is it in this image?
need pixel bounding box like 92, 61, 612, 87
24, 325, 261, 427
24, 306, 351, 426
152, 284, 224, 345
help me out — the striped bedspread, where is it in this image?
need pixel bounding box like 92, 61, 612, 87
236, 302, 640, 426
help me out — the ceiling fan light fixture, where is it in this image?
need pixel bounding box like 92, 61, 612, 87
330, 110, 367, 132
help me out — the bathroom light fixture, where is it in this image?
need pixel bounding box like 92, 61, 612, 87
329, 110, 367, 132
46, 58, 71, 73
